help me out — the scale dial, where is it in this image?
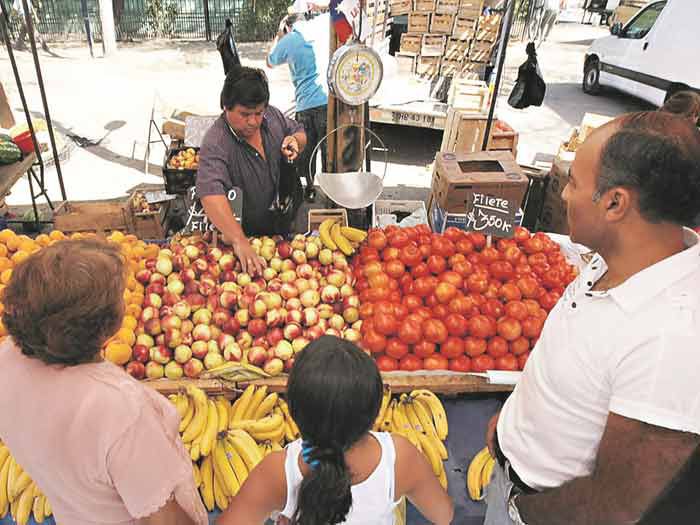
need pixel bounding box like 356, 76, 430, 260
328, 43, 383, 106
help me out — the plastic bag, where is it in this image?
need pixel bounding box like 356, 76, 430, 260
508, 42, 546, 109
216, 19, 241, 76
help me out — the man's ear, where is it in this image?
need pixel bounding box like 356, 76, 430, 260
603, 188, 633, 223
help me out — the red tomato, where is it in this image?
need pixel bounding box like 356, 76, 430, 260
413, 276, 437, 297
374, 301, 395, 317
433, 304, 449, 319
539, 291, 561, 311
452, 260, 474, 278
386, 338, 410, 360
440, 337, 465, 359
532, 263, 551, 278
480, 247, 501, 264
417, 234, 432, 246
497, 317, 523, 341
510, 337, 530, 356
399, 354, 424, 372
449, 355, 472, 373
498, 283, 522, 302
448, 253, 467, 268
374, 313, 398, 336
487, 336, 509, 358
521, 316, 545, 338
412, 341, 435, 359
366, 287, 390, 302
422, 318, 449, 344
468, 315, 494, 338
467, 253, 482, 266
516, 276, 540, 298
359, 302, 375, 319
481, 298, 505, 319
467, 233, 487, 250
368, 231, 388, 251
368, 272, 390, 289
375, 355, 398, 372
427, 255, 447, 275
363, 261, 384, 277
418, 243, 432, 260
489, 261, 515, 282
523, 237, 544, 255
547, 252, 566, 265
424, 354, 449, 371
448, 295, 478, 317
505, 301, 529, 321
456, 239, 475, 255
443, 227, 465, 244
466, 273, 489, 293
444, 313, 468, 337
425, 293, 439, 308
362, 330, 386, 353
361, 318, 374, 335
411, 262, 430, 279
514, 263, 533, 278
517, 352, 531, 370
472, 354, 495, 372
389, 290, 402, 303
464, 336, 487, 357
513, 226, 531, 243
497, 238, 517, 251
527, 253, 548, 267
402, 294, 422, 311
356, 279, 370, 292
435, 282, 458, 304
433, 237, 456, 258
398, 320, 422, 344
503, 246, 524, 265
385, 260, 406, 279
542, 268, 563, 289
439, 271, 464, 290
414, 307, 433, 320
393, 303, 409, 321
389, 231, 410, 249
382, 246, 400, 261
522, 299, 541, 317
399, 244, 422, 267
415, 224, 432, 236
496, 354, 519, 371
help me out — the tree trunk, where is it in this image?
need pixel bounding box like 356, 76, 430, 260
99, 0, 118, 56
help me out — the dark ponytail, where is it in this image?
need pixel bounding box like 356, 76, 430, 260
287, 336, 383, 525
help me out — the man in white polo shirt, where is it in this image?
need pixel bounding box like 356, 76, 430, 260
484, 111, 700, 525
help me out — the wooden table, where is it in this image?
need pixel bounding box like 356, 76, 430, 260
0, 152, 36, 200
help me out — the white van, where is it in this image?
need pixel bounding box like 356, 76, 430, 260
582, 0, 700, 107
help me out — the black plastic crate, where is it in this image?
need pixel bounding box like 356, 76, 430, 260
163, 146, 199, 195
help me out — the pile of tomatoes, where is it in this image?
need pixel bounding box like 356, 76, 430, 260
354, 225, 578, 373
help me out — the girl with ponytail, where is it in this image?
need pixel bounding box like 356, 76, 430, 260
218, 335, 453, 525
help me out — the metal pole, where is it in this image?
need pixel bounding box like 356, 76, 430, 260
203, 0, 211, 41
20, 0, 68, 201
80, 0, 95, 58
482, 0, 517, 151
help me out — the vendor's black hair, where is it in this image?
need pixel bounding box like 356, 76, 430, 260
287, 336, 383, 525
220, 65, 270, 110
596, 111, 700, 225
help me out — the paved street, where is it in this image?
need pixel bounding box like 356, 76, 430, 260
0, 18, 651, 207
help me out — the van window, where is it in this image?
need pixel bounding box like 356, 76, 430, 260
623, 1, 666, 39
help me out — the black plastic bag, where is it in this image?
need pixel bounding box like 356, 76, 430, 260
216, 19, 241, 76
508, 42, 546, 109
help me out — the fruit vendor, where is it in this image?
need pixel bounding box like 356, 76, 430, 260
484, 112, 700, 525
197, 66, 307, 276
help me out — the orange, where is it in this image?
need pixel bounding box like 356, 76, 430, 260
0, 229, 15, 244
144, 245, 160, 259
124, 234, 138, 244
6, 236, 21, 252
122, 315, 138, 331
126, 304, 142, 318
48, 230, 66, 241
126, 275, 138, 291
108, 231, 125, 243
114, 327, 136, 346
1, 269, 12, 285
18, 240, 37, 253
0, 257, 11, 271
35, 234, 51, 247
123, 289, 132, 303
130, 293, 144, 306
0, 245, 7, 258
104, 341, 132, 365
131, 245, 145, 260
70, 232, 84, 240
11, 251, 30, 265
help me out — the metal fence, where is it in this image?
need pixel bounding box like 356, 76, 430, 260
0, 0, 287, 42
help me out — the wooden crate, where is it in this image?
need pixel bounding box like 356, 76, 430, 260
476, 14, 501, 41
487, 119, 519, 158
396, 52, 417, 74
445, 38, 470, 60
307, 208, 348, 233
440, 108, 488, 153
440, 58, 464, 76
469, 40, 494, 62
414, 0, 436, 11
421, 34, 447, 57
436, 0, 460, 14
53, 201, 129, 235
452, 17, 477, 40
448, 78, 489, 112
430, 13, 455, 34
400, 33, 422, 55
408, 12, 431, 33
459, 60, 487, 80
416, 56, 441, 78
458, 0, 483, 18
390, 0, 413, 15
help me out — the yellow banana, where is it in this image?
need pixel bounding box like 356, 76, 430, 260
425, 430, 448, 461
253, 393, 279, 420
411, 390, 448, 441
236, 412, 284, 435
190, 441, 201, 462
0, 446, 9, 469
32, 491, 45, 524
340, 226, 367, 243
10, 470, 32, 503
373, 387, 392, 431
192, 462, 202, 488
250, 424, 285, 444
410, 397, 439, 439
278, 399, 299, 437
215, 397, 230, 433
44, 497, 52, 517
283, 420, 296, 442
331, 223, 354, 256
212, 473, 229, 511
394, 402, 421, 451
416, 432, 442, 477
467, 447, 493, 501
15, 482, 34, 525
6, 457, 18, 503
200, 400, 219, 457
230, 384, 256, 427
271, 441, 284, 452
481, 456, 495, 489
171, 393, 189, 420
182, 385, 208, 443
199, 455, 215, 512
223, 436, 249, 487
213, 439, 240, 498
403, 398, 425, 433
227, 430, 264, 471
242, 385, 268, 421
179, 394, 194, 433
318, 219, 338, 250
383, 399, 396, 432
0, 455, 11, 518
438, 463, 448, 490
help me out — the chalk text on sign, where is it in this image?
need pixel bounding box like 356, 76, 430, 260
465, 192, 513, 235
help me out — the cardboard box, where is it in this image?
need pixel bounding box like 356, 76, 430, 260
440, 109, 488, 153
445, 38, 470, 61
469, 40, 494, 62
436, 0, 460, 14
408, 12, 431, 33
431, 13, 455, 34
400, 33, 422, 55
538, 154, 570, 234
415, 0, 436, 11
390, 0, 413, 15
416, 56, 442, 77
421, 34, 448, 56
452, 17, 477, 40
430, 151, 529, 237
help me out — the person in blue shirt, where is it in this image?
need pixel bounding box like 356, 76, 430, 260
268, 13, 328, 200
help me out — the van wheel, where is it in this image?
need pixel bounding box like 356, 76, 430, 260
583, 59, 601, 95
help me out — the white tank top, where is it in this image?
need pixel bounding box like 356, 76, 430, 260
278, 431, 400, 524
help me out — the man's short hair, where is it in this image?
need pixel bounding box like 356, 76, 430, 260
220, 66, 270, 110
596, 111, 700, 225
660, 91, 700, 121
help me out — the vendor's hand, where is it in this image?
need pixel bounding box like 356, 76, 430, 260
486, 411, 501, 458
232, 237, 265, 277
281, 135, 300, 162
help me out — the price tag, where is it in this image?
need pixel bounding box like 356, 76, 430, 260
463, 191, 517, 238
181, 186, 243, 234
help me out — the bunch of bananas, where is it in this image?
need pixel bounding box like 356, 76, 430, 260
467, 447, 496, 501
318, 219, 367, 256
170, 386, 228, 463
373, 388, 450, 489
0, 442, 52, 524
229, 385, 299, 445
200, 361, 271, 382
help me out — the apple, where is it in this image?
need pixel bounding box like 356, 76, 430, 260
266, 308, 284, 327
281, 259, 296, 272
166, 279, 184, 296
244, 283, 262, 297
262, 267, 278, 281
249, 299, 267, 318
325, 328, 341, 337
280, 270, 297, 284
193, 324, 212, 342
140, 306, 158, 323
222, 270, 238, 283
317, 304, 334, 320
155, 258, 173, 276
295, 279, 310, 294
163, 291, 181, 307
248, 319, 267, 337
263, 357, 285, 376
174, 344, 192, 364
284, 357, 295, 373
224, 317, 241, 336
234, 309, 250, 327
267, 279, 283, 293
164, 361, 184, 379
184, 281, 198, 296
286, 298, 302, 311
306, 325, 324, 340
209, 247, 223, 262
253, 336, 270, 350
128, 344, 148, 364
180, 268, 196, 283
126, 361, 146, 379
158, 248, 173, 258
237, 331, 253, 349
145, 361, 165, 379
329, 314, 345, 331
267, 327, 285, 347
155, 334, 165, 346
319, 249, 333, 265
192, 258, 208, 274
152, 345, 172, 365
185, 293, 207, 311
191, 340, 209, 360
207, 339, 220, 355
296, 263, 314, 279
172, 301, 191, 320
269, 257, 283, 273
198, 276, 217, 297
192, 308, 212, 326
218, 291, 237, 310
149, 272, 165, 285
217, 333, 235, 351
161, 314, 182, 331
340, 283, 354, 298
286, 309, 303, 325
277, 241, 292, 259
260, 244, 276, 261
308, 278, 320, 291
305, 242, 319, 260
300, 290, 320, 308
343, 328, 361, 342
212, 308, 231, 329
181, 320, 194, 334
184, 245, 200, 260
145, 318, 162, 336
181, 332, 193, 347
327, 270, 345, 288
146, 282, 165, 296
274, 340, 294, 361
183, 358, 204, 378
238, 294, 253, 311
247, 346, 268, 367
237, 272, 252, 287
135, 269, 152, 285
333, 252, 348, 270
342, 295, 360, 309
280, 283, 298, 300
204, 352, 224, 370
352, 320, 363, 331
321, 285, 341, 304
283, 322, 303, 341
292, 337, 309, 353
136, 334, 155, 348
144, 293, 163, 310
302, 307, 320, 327
164, 328, 182, 349
343, 307, 359, 324
223, 342, 243, 362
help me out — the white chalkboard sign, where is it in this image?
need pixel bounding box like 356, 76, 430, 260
463, 191, 517, 238
181, 185, 243, 234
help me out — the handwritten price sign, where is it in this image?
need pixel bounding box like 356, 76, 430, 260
181, 186, 243, 235
464, 192, 517, 238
